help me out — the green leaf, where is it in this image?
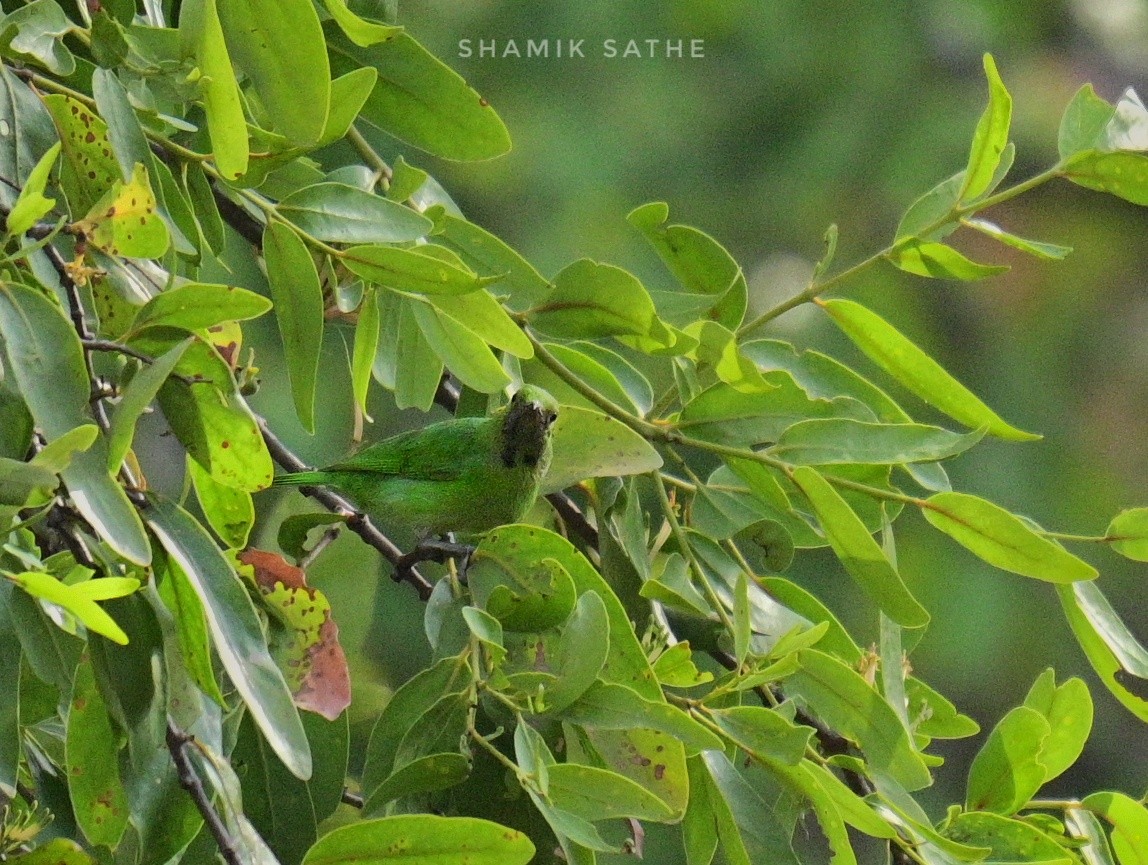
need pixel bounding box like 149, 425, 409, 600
0, 283, 151, 565
541, 590, 610, 712
529, 259, 662, 341
677, 374, 867, 448
4, 839, 96, 864
560, 681, 723, 755
1022, 669, 1093, 783
321, 67, 379, 145
7, 571, 132, 644
1064, 150, 1148, 205
75, 162, 170, 259
961, 54, 1013, 201
189, 457, 253, 549
524, 342, 638, 414
791, 466, 929, 628
428, 207, 551, 308
5, 140, 58, 235
542, 404, 663, 494
966, 704, 1050, 814
0, 583, 20, 799
786, 648, 932, 790
424, 290, 533, 359
707, 706, 812, 766
733, 572, 751, 665
686, 320, 773, 393
1066, 808, 1120, 865
702, 750, 801, 865
361, 655, 470, 796
963, 218, 1073, 260
772, 418, 983, 465
1083, 791, 1148, 865
906, 677, 980, 739
352, 286, 380, 418
143, 495, 311, 779
548, 763, 676, 822
1059, 84, 1117, 159
923, 492, 1098, 582
233, 712, 348, 865
183, 162, 226, 252
887, 239, 1008, 280
818, 298, 1040, 441
302, 815, 534, 865
683, 757, 720, 865
321, 0, 400, 46
106, 339, 191, 471
652, 641, 713, 688
132, 330, 274, 491
264, 222, 324, 433
278, 182, 432, 244
1107, 508, 1148, 561
30, 423, 97, 474
1056, 581, 1148, 722
409, 296, 510, 393
627, 201, 747, 330
329, 30, 511, 161
895, 171, 963, 241
179, 0, 248, 179
760, 577, 863, 664
66, 655, 129, 848
468, 550, 576, 633
0, 0, 77, 75
391, 298, 443, 410
217, 0, 329, 146
343, 244, 492, 295
945, 811, 1073, 865
131, 283, 272, 335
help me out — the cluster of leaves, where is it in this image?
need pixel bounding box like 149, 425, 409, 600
0, 2, 1145, 865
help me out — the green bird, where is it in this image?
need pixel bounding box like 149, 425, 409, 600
272, 385, 559, 539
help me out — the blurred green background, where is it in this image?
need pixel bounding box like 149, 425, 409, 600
245, 0, 1148, 833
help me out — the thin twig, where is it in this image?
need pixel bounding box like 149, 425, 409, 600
298, 524, 342, 569
258, 419, 434, 600
166, 722, 243, 865
80, 338, 206, 386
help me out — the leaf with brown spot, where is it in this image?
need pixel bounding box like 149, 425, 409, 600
75, 162, 170, 259
237, 549, 350, 721
42, 93, 120, 213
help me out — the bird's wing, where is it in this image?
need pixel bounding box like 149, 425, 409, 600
324, 417, 488, 481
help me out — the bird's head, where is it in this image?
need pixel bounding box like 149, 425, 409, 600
499, 385, 559, 470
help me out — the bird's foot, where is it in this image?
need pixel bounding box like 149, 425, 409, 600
395, 537, 476, 582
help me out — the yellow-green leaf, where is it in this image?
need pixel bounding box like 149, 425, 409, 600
818, 298, 1038, 441
923, 492, 1097, 582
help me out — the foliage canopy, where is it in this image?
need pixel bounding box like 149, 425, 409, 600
0, 3, 1146, 865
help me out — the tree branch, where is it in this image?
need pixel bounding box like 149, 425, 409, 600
165, 722, 243, 865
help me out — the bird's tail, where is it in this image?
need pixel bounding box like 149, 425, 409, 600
271, 471, 328, 487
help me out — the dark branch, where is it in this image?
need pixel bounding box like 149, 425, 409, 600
80, 338, 206, 386
166, 722, 243, 865
258, 418, 434, 600
341, 788, 364, 809
211, 185, 264, 247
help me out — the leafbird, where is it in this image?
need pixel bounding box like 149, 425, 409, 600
272, 386, 559, 543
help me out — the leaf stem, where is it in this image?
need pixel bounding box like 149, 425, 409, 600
524, 329, 660, 435
651, 471, 737, 636
738, 162, 1066, 338
346, 124, 393, 190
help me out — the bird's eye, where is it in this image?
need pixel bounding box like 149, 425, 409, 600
548, 412, 558, 424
